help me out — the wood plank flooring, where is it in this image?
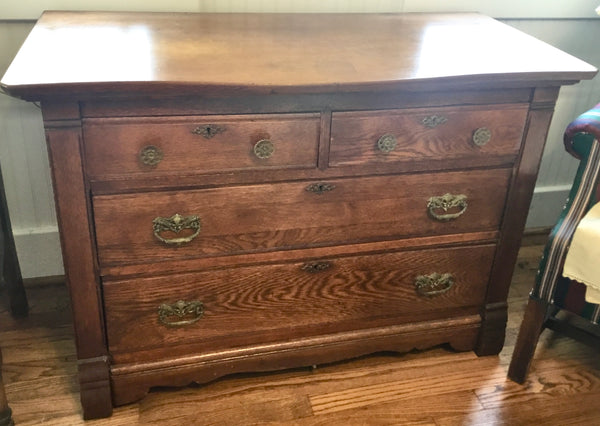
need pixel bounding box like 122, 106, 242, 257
1, 240, 600, 425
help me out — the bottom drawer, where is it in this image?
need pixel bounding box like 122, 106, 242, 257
103, 244, 495, 356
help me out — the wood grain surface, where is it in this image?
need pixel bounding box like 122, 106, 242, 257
329, 104, 528, 167
102, 244, 495, 356
3, 12, 597, 421
93, 168, 511, 267
2, 239, 600, 425
83, 113, 320, 178
1, 12, 596, 100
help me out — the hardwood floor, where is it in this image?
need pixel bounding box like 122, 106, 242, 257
1, 240, 600, 425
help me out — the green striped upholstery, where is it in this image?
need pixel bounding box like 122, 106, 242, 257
531, 104, 600, 324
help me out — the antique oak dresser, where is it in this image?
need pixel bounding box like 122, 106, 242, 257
1, 12, 596, 419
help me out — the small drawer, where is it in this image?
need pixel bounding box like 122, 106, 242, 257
92, 168, 511, 267
83, 113, 320, 178
102, 244, 495, 356
329, 104, 528, 168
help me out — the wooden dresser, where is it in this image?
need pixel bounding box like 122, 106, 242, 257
1, 12, 596, 419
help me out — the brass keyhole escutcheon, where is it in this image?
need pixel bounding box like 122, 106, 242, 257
192, 124, 226, 139
306, 182, 335, 194
139, 145, 163, 167
422, 115, 448, 128
302, 261, 332, 273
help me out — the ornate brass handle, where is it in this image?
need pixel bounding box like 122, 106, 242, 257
253, 139, 274, 159
302, 261, 332, 273
472, 127, 492, 147
306, 182, 335, 194
192, 124, 226, 139
415, 273, 455, 297
377, 134, 397, 153
422, 115, 448, 128
158, 300, 204, 327
139, 145, 163, 167
427, 193, 468, 222
153, 214, 201, 245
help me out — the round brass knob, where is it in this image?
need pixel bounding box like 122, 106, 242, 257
377, 134, 397, 153
472, 127, 492, 147
139, 145, 163, 167
253, 139, 274, 159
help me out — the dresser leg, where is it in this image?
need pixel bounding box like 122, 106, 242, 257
78, 357, 113, 419
474, 302, 508, 356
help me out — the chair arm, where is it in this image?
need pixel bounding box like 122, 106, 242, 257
564, 103, 600, 160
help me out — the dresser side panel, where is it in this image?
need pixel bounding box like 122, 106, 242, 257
476, 88, 558, 355
43, 107, 112, 417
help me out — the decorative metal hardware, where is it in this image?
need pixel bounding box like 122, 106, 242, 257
139, 145, 163, 167
472, 127, 492, 147
427, 193, 468, 222
422, 115, 448, 128
415, 273, 455, 297
377, 134, 398, 153
153, 213, 201, 245
158, 300, 204, 327
192, 124, 226, 139
306, 182, 336, 194
253, 139, 274, 159
302, 261, 332, 273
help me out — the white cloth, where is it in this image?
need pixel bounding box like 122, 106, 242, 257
563, 201, 600, 304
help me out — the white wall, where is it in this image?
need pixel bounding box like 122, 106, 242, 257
1, 0, 599, 19
1, 2, 599, 277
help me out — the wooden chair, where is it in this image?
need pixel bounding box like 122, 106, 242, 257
0, 163, 27, 318
0, 347, 13, 426
508, 103, 600, 383
0, 163, 25, 425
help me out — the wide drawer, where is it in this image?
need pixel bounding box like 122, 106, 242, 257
329, 104, 528, 168
103, 244, 495, 356
83, 113, 320, 178
92, 168, 511, 267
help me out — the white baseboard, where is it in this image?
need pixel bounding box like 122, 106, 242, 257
13, 226, 64, 279
525, 185, 571, 230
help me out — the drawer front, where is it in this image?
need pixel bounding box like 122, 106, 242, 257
93, 168, 511, 267
329, 105, 528, 167
103, 244, 495, 355
83, 113, 320, 178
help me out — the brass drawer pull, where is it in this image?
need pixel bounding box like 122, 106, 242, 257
139, 145, 163, 167
153, 213, 201, 245
158, 300, 204, 327
472, 127, 492, 147
192, 124, 226, 139
415, 273, 455, 297
302, 261, 332, 273
306, 182, 335, 194
422, 115, 448, 128
253, 139, 274, 159
377, 134, 397, 153
427, 193, 468, 221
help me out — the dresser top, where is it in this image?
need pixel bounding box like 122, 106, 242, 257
1, 11, 596, 100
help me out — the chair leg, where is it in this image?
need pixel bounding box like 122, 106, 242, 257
0, 164, 28, 319
508, 296, 552, 383
0, 347, 14, 426
1, 235, 27, 318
